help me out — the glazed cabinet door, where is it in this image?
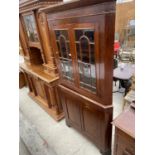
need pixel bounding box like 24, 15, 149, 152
51, 23, 99, 94
73, 24, 98, 94
22, 13, 39, 43
53, 27, 75, 84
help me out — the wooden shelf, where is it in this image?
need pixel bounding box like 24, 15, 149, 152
20, 63, 59, 83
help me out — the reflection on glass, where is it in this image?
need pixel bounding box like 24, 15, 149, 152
55, 30, 69, 40
55, 30, 73, 82
75, 29, 96, 93
23, 15, 39, 42
75, 29, 94, 42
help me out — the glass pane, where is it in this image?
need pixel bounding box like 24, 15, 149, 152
23, 15, 39, 42
80, 37, 89, 63
76, 43, 80, 60
60, 59, 73, 81
84, 30, 94, 42
59, 36, 68, 58
75, 29, 96, 93
90, 44, 95, 64
75, 30, 83, 41
75, 29, 94, 42
55, 30, 69, 40
55, 30, 73, 82
56, 41, 61, 57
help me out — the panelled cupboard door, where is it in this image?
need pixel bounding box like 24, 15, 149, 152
59, 85, 112, 152
64, 97, 82, 130
51, 23, 99, 94
81, 103, 103, 143
32, 78, 47, 102
24, 73, 33, 93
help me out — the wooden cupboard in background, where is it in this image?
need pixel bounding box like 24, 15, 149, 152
19, 0, 64, 121
42, 0, 116, 154
112, 106, 135, 155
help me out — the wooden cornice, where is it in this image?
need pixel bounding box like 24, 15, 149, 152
40, 0, 116, 13
19, 0, 62, 13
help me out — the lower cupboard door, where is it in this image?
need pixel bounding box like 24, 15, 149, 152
81, 104, 103, 144
65, 97, 82, 130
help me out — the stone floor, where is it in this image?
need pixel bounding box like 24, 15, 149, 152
19, 138, 31, 155
19, 81, 124, 155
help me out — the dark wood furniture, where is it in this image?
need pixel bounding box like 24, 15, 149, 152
19, 0, 64, 121
112, 106, 135, 155
42, 0, 116, 154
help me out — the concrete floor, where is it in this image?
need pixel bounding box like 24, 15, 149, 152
19, 81, 124, 155
19, 138, 31, 155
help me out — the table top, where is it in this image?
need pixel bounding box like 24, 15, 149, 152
112, 106, 135, 138
113, 63, 135, 80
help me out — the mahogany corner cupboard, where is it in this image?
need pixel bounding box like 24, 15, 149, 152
42, 0, 116, 154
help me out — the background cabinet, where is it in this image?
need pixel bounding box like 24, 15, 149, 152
112, 107, 135, 155
23, 13, 39, 43
19, 0, 63, 121
22, 69, 64, 121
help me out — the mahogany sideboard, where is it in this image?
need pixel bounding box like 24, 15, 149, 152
41, 0, 116, 154
19, 0, 64, 121
112, 106, 135, 155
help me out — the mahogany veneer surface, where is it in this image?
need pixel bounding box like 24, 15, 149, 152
42, 0, 116, 154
